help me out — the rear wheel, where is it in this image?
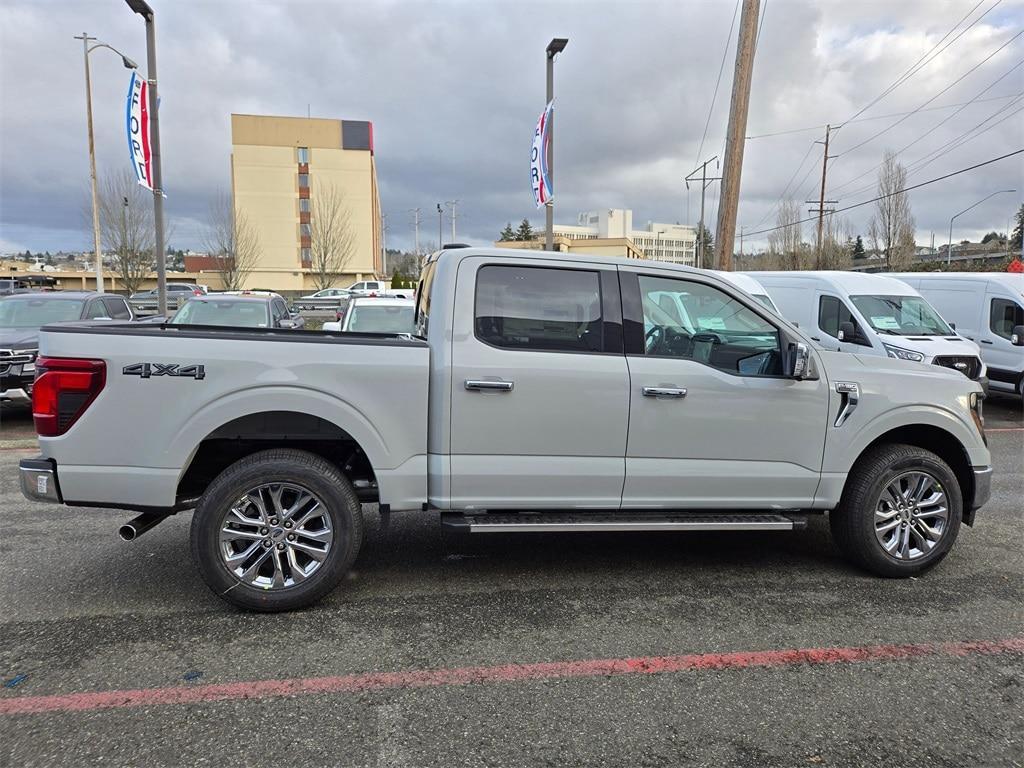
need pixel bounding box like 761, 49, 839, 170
190, 449, 363, 611
830, 444, 962, 577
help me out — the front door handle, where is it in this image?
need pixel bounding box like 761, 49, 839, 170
465, 379, 514, 392
980, 339, 993, 345
642, 386, 687, 399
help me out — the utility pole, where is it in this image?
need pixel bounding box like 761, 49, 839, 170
739, 226, 744, 266
75, 33, 103, 293
437, 203, 443, 249
445, 200, 459, 242
714, 0, 760, 271
685, 156, 721, 269
380, 213, 388, 276
804, 124, 837, 268
409, 208, 421, 255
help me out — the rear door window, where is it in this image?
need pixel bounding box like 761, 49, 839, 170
474, 265, 603, 353
104, 297, 131, 319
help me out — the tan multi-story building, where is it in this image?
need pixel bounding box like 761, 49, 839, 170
536, 209, 698, 266
231, 114, 382, 292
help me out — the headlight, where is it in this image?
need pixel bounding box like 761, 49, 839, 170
969, 391, 986, 443
883, 344, 924, 362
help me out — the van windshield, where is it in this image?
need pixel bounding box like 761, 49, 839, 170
850, 295, 952, 336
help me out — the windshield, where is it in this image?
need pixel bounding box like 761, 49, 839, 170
0, 298, 83, 327
850, 295, 952, 336
170, 300, 268, 328
752, 293, 778, 312
346, 304, 414, 333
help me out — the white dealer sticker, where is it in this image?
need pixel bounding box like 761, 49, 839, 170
871, 316, 901, 330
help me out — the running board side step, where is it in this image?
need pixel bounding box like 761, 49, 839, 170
441, 512, 806, 533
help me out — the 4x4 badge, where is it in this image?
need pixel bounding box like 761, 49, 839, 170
123, 363, 205, 380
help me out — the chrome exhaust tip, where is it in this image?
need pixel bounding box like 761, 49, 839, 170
118, 513, 169, 542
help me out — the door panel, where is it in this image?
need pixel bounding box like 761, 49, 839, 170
622, 270, 829, 509
449, 257, 629, 510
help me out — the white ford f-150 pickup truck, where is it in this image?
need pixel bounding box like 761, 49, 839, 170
20, 248, 992, 611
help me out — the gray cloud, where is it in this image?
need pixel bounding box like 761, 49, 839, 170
1, 0, 1021, 255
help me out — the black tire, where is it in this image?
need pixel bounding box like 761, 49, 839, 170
830, 443, 962, 577
190, 449, 363, 612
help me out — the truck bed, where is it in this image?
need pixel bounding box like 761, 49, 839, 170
34, 322, 430, 511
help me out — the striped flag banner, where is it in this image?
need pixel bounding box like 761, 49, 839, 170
125, 71, 154, 191
531, 100, 553, 209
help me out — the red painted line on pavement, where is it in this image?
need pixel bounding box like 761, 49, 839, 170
2, 636, 1021, 716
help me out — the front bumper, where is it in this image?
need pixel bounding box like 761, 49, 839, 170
19, 457, 62, 504
0, 386, 31, 404
970, 465, 992, 512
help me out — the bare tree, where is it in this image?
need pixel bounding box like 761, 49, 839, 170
767, 199, 811, 270
204, 191, 261, 291
309, 181, 356, 291
96, 169, 154, 294
820, 216, 853, 270
868, 150, 916, 270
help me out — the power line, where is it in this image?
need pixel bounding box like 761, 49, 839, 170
694, 0, 741, 168
837, 94, 1024, 200
838, 0, 996, 127
751, 140, 817, 227
740, 149, 1023, 238
834, 28, 1024, 158
828, 59, 1024, 194
745, 93, 1020, 140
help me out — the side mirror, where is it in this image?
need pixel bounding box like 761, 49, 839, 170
322, 321, 342, 332
789, 342, 815, 380
949, 322, 956, 331
278, 318, 295, 329
838, 321, 856, 342
1012, 324, 1024, 347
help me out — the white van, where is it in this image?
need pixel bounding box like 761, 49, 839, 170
749, 271, 988, 388
714, 271, 779, 312
890, 273, 1024, 397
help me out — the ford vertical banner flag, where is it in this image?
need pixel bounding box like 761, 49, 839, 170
126, 71, 154, 191
531, 100, 553, 209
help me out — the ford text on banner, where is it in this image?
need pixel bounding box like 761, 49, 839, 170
531, 101, 554, 209
125, 71, 153, 191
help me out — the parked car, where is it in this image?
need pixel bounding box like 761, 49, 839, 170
0, 291, 132, 405
293, 288, 355, 311
347, 280, 413, 299
169, 293, 304, 330
890, 273, 1024, 398
750, 271, 989, 389
713, 271, 779, 312
0, 278, 32, 296
19, 248, 990, 612
323, 297, 415, 334
129, 283, 205, 313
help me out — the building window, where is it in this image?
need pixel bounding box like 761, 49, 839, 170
297, 147, 309, 164
300, 223, 312, 237
298, 173, 309, 188
299, 198, 310, 213
301, 247, 311, 263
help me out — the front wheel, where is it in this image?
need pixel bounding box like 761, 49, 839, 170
190, 449, 363, 611
830, 444, 962, 577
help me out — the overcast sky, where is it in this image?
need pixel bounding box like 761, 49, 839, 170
1, 0, 1022, 255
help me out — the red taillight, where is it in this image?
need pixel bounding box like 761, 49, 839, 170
32, 357, 106, 437
193, 289, 203, 296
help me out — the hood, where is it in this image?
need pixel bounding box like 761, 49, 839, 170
851, 352, 967, 383
0, 327, 39, 350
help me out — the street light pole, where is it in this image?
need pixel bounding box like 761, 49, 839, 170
437, 203, 443, 249
947, 189, 1016, 266
124, 0, 166, 315
545, 38, 568, 252
75, 34, 137, 294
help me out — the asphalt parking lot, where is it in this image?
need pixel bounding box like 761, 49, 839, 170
0, 396, 1021, 767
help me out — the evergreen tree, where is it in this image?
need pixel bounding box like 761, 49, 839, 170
1011, 204, 1024, 250
515, 218, 535, 241
981, 231, 1002, 244
499, 222, 516, 242
851, 235, 866, 260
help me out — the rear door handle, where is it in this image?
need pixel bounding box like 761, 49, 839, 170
980, 339, 993, 344
642, 386, 687, 399
465, 379, 514, 392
